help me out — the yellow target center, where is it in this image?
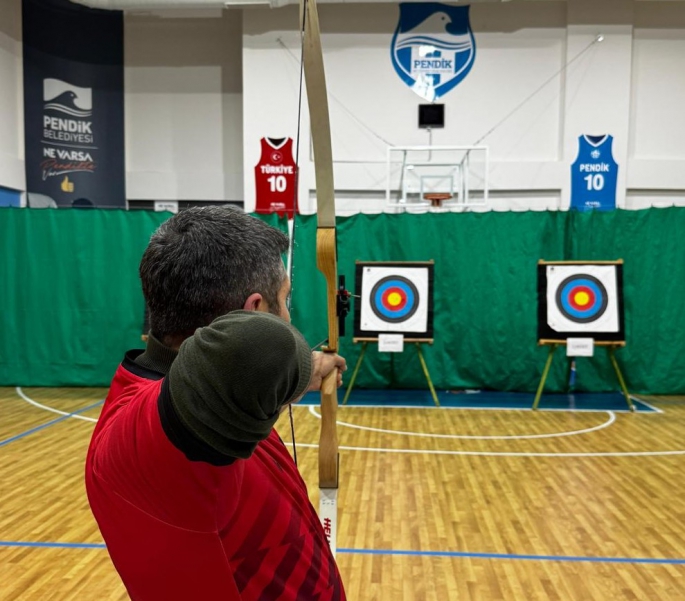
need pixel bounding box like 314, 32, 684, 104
574, 291, 590, 306
387, 292, 403, 307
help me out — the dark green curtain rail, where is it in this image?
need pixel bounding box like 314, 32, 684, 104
1, 207, 684, 393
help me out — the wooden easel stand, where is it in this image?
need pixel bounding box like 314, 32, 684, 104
343, 341, 440, 406
532, 342, 634, 412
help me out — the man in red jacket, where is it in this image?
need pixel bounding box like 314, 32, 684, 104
85, 206, 347, 600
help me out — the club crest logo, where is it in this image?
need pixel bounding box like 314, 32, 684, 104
43, 78, 92, 118
391, 3, 476, 102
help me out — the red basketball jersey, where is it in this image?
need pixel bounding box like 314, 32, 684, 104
254, 137, 297, 218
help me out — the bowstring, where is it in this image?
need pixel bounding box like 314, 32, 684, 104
286, 0, 309, 468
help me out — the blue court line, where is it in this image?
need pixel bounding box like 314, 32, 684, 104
0, 400, 103, 448
1, 540, 684, 565
337, 548, 685, 565
0, 541, 106, 549
302, 390, 658, 413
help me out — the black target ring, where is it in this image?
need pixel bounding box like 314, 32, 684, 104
370, 276, 420, 323
555, 274, 608, 324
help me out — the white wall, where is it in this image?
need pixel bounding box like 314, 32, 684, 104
243, 0, 685, 214
628, 3, 685, 206
125, 9, 244, 201
0, 2, 247, 205
3, 1, 685, 210
243, 2, 570, 213
0, 0, 25, 201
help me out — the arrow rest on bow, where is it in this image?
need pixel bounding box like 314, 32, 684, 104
336, 275, 351, 338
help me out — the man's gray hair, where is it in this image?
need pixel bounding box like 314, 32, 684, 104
140, 205, 290, 339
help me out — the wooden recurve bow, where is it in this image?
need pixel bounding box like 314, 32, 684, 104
299, 0, 350, 557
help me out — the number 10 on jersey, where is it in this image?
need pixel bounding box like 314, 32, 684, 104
584, 174, 604, 191
267, 175, 287, 193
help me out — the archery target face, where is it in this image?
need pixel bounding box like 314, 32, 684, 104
546, 265, 619, 333
361, 266, 429, 333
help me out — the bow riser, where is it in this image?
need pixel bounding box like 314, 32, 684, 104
316, 229, 339, 353
317, 227, 340, 490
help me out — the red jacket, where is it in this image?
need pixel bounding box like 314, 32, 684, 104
85, 353, 345, 600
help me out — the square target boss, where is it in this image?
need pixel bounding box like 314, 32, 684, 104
537, 260, 625, 344
353, 261, 435, 341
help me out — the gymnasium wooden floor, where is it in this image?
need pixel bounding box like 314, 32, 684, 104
1, 387, 685, 600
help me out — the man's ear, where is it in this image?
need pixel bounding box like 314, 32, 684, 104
243, 293, 264, 312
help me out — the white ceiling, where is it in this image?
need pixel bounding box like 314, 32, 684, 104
69, 0, 685, 15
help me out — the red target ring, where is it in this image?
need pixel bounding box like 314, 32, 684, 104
370, 276, 419, 322
381, 287, 408, 311
568, 286, 595, 311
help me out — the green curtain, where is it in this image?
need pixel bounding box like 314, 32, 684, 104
0, 208, 282, 386
290, 208, 685, 395
0, 208, 167, 385
1, 207, 683, 393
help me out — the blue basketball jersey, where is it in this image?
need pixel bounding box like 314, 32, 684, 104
570, 134, 618, 211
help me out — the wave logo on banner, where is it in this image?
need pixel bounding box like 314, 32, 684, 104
44, 79, 92, 118
391, 3, 475, 102
41, 78, 96, 182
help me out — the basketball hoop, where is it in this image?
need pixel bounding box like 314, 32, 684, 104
424, 193, 452, 208
384, 145, 490, 211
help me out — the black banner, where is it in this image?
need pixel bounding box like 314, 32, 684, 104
23, 0, 124, 208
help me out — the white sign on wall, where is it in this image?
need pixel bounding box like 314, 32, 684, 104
154, 201, 178, 214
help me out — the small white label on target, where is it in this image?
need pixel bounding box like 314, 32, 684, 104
379, 334, 404, 353
567, 338, 594, 357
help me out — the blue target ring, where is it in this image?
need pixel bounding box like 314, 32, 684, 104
556, 275, 608, 323
370, 276, 419, 323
